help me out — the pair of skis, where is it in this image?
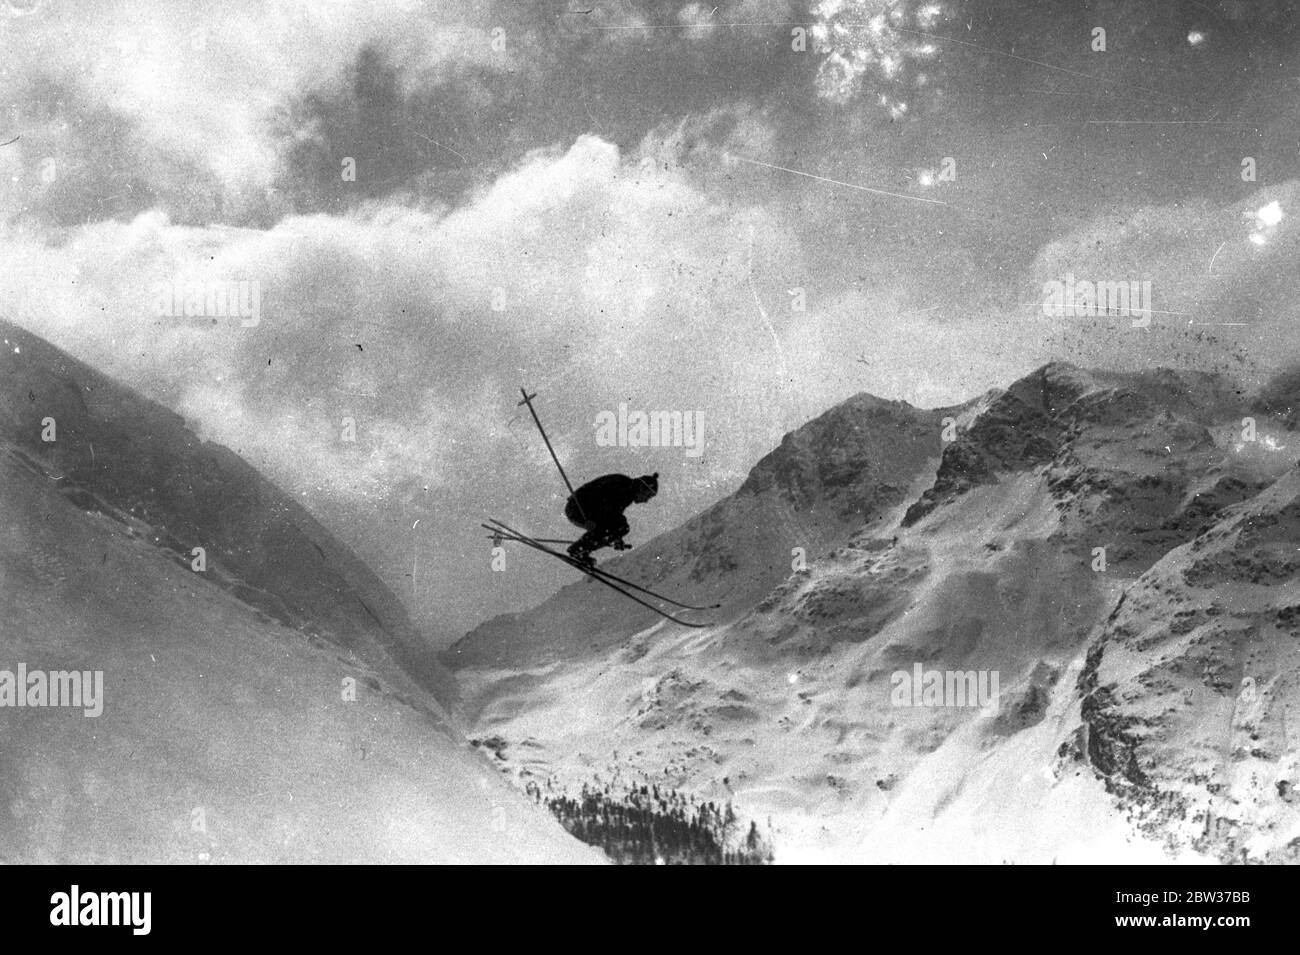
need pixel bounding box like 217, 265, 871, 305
484, 518, 718, 628
492, 386, 717, 627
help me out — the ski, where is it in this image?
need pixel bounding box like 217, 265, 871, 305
484, 520, 721, 612
484, 519, 714, 627
486, 533, 575, 546
503, 530, 712, 628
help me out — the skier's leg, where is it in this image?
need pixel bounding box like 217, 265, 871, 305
567, 529, 596, 563
568, 519, 615, 563
607, 515, 632, 551
565, 496, 601, 563
568, 515, 627, 564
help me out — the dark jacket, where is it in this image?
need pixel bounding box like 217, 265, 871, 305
564, 473, 657, 528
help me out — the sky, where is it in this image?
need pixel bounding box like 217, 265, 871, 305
2, 0, 1299, 642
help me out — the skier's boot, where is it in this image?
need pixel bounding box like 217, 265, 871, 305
567, 538, 596, 567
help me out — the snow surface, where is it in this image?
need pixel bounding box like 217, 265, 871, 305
453, 364, 1300, 863
0, 319, 600, 864
0, 449, 600, 863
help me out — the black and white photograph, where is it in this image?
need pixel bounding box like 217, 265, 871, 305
0, 0, 1296, 907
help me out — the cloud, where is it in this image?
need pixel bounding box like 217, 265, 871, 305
1, 123, 828, 636
2, 133, 817, 503
767, 180, 1300, 412
1, 1, 822, 234
1028, 181, 1300, 337
0, 0, 527, 227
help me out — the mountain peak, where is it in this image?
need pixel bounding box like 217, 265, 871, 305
734, 390, 957, 507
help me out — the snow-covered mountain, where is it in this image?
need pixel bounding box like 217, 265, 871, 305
1074, 462, 1300, 863
451, 361, 1300, 863
0, 318, 600, 864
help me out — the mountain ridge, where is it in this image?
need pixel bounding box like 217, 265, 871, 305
0, 317, 597, 862
0, 317, 453, 705
450, 359, 1300, 862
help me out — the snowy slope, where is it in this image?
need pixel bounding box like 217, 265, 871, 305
451, 362, 1300, 863
1076, 461, 1300, 863
0, 319, 600, 864
0, 318, 452, 703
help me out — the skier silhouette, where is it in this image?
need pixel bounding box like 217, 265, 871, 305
564, 472, 658, 566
